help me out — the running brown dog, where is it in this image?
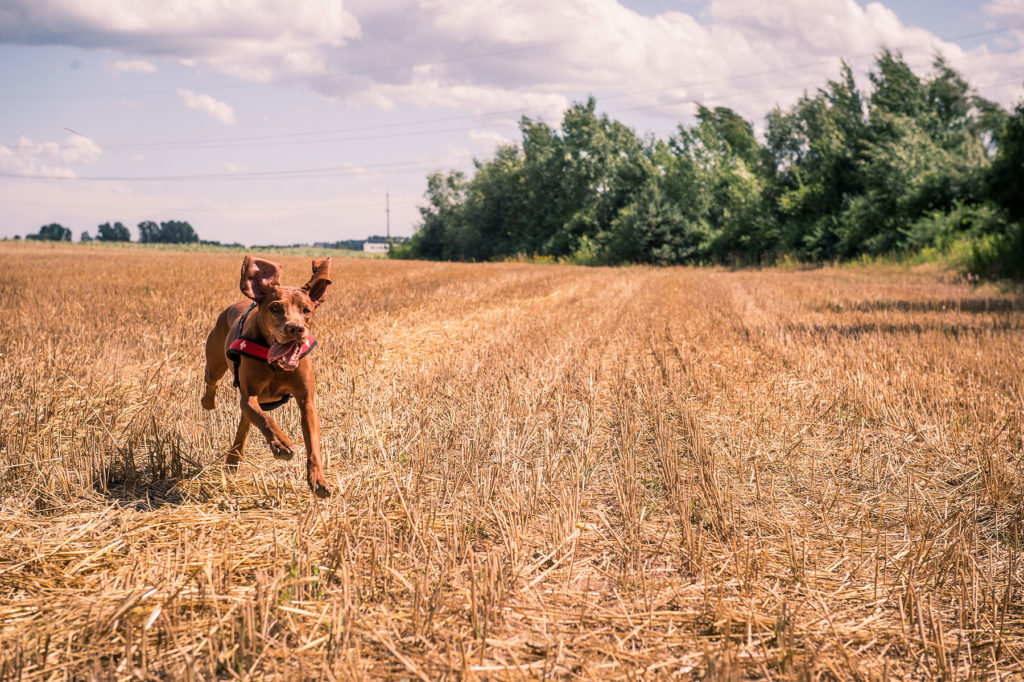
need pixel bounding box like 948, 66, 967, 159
201, 255, 332, 498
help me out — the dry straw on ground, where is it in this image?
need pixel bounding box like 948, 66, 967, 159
1, 242, 1022, 680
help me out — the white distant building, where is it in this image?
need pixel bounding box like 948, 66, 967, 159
363, 242, 390, 253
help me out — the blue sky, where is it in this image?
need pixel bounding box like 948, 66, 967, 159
1, 0, 1022, 245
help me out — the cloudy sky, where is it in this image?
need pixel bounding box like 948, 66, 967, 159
1, 0, 1022, 245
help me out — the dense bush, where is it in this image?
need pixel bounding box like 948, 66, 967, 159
138, 220, 199, 244
27, 223, 71, 241
96, 222, 131, 241
397, 53, 1023, 278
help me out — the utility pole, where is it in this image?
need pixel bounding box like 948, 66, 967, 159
385, 191, 391, 240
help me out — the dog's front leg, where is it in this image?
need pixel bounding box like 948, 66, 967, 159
296, 391, 330, 498
239, 394, 295, 460
225, 413, 251, 469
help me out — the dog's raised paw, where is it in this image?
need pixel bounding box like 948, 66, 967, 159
270, 441, 294, 460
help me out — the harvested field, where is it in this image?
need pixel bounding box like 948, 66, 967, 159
2, 241, 1023, 679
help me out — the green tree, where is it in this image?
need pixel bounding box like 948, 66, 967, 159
685, 106, 771, 262
836, 53, 995, 256
603, 178, 704, 265
459, 145, 529, 259
134, 220, 199, 243
80, 231, 93, 242
97, 221, 131, 241
989, 103, 1024, 223
766, 53, 1000, 260
137, 220, 160, 243
535, 99, 652, 257
765, 61, 867, 259
398, 56, 1017, 276
397, 171, 468, 260
157, 220, 199, 244
28, 223, 71, 241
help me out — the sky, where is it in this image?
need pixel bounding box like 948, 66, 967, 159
1, 0, 1022, 245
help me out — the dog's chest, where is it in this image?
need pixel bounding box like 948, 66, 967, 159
262, 360, 310, 398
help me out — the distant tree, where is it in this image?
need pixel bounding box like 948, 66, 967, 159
332, 239, 367, 251
137, 220, 199, 243
404, 171, 468, 260
158, 220, 199, 244
989, 103, 1024, 223
695, 104, 766, 170
398, 54, 1020, 277
834, 53, 994, 257
137, 220, 160, 243
868, 49, 928, 120
765, 61, 868, 260
80, 231, 93, 242
97, 221, 131, 241
27, 223, 71, 241
676, 105, 771, 263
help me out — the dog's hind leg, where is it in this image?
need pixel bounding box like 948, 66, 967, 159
226, 414, 251, 469
201, 324, 228, 410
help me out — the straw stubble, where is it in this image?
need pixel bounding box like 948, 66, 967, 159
1, 242, 1022, 679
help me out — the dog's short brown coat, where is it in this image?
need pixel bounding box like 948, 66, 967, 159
201, 256, 332, 497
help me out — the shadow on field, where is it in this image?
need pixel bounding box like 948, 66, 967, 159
786, 319, 1024, 339
822, 297, 1024, 314
95, 431, 209, 509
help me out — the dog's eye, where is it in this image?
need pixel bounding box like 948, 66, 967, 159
270, 303, 283, 313
303, 308, 311, 315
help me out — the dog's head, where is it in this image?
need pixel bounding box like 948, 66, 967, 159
240, 255, 331, 370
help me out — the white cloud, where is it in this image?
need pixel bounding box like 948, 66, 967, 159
1, 0, 1021, 123
469, 129, 514, 150
109, 59, 157, 73
0, 0, 361, 79
224, 161, 246, 172
0, 135, 102, 178
177, 89, 237, 125
983, 0, 1024, 19
302, 0, 1022, 120
347, 81, 568, 120
419, 148, 475, 170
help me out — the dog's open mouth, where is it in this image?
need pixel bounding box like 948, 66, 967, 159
267, 340, 305, 369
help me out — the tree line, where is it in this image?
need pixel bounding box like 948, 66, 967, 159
393, 52, 1024, 278
25, 220, 200, 244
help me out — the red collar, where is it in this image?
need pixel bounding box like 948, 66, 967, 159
228, 335, 316, 362
228, 302, 317, 363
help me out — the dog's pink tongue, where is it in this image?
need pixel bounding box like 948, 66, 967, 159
268, 341, 303, 368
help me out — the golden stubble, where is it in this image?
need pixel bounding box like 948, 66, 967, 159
1, 242, 1023, 679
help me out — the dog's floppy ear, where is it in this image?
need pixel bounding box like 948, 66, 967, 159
240, 255, 282, 302
302, 258, 332, 304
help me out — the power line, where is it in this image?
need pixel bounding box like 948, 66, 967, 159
4, 70, 1020, 184
102, 108, 533, 150
0, 39, 578, 102
0, 157, 463, 182
2, 61, 1020, 184
2, 24, 1016, 159
104, 120, 527, 152
607, 72, 1024, 117
59, 54, 1002, 155
99, 62, 838, 152
25, 21, 1022, 152
1, 197, 416, 212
